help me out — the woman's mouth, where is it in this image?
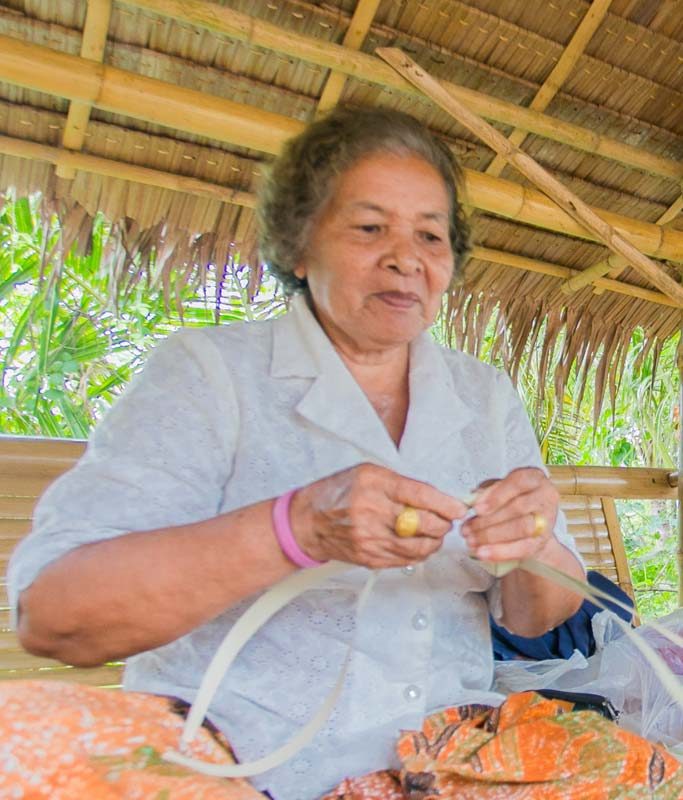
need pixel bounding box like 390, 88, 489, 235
376, 291, 421, 309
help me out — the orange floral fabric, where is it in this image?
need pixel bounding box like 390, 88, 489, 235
3, 683, 682, 799
322, 692, 683, 800
0, 681, 264, 800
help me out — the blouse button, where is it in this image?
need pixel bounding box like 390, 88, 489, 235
404, 684, 422, 701
402, 565, 416, 575
412, 611, 429, 631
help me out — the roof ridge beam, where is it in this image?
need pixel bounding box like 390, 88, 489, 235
0, 33, 681, 264
117, 0, 682, 183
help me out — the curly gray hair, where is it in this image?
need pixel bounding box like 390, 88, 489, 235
257, 107, 470, 294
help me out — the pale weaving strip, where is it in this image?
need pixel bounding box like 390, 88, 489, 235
164, 557, 683, 778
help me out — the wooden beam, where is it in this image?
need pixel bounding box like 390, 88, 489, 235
117, 0, 682, 183
0, 134, 256, 207
316, 0, 381, 116
549, 465, 676, 499
378, 47, 683, 306
58, 0, 112, 179
471, 246, 679, 308
0, 34, 300, 155
486, 0, 612, 178
560, 194, 683, 295
1, 35, 683, 263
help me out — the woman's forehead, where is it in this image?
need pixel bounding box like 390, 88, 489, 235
328, 152, 450, 212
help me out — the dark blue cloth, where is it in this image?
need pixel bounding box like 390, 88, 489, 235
490, 571, 634, 661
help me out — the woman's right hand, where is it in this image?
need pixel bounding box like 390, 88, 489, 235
288, 463, 467, 569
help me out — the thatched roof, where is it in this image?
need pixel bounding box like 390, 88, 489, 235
0, 0, 681, 403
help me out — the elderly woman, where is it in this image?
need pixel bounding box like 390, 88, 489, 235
6, 107, 662, 800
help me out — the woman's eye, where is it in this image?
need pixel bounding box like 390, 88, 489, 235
354, 224, 382, 234
421, 231, 442, 243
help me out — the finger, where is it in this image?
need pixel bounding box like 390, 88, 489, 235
463, 510, 549, 548
391, 475, 468, 521
463, 487, 555, 536
469, 534, 548, 563
343, 531, 443, 569
471, 468, 548, 515
390, 533, 444, 563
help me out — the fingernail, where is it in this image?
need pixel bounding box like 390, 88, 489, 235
476, 547, 491, 560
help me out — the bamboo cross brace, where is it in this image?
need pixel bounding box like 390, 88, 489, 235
560, 193, 683, 295
376, 47, 683, 308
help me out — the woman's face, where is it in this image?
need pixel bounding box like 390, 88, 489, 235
294, 151, 455, 356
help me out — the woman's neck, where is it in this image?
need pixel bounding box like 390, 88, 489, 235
307, 296, 412, 445
338, 348, 411, 447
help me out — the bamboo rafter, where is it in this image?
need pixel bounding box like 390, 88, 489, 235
485, 0, 613, 179
116, 0, 683, 184
1, 34, 682, 265
57, 0, 112, 180
377, 47, 683, 306
315, 0, 382, 116
561, 193, 683, 295
470, 247, 679, 309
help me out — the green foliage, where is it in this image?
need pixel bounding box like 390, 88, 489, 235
0, 194, 284, 437
512, 328, 679, 620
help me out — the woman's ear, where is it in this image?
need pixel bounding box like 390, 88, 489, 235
293, 263, 307, 280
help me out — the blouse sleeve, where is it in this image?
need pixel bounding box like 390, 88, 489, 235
7, 328, 240, 622
487, 370, 585, 622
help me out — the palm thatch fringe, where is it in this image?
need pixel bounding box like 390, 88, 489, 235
444, 282, 676, 420
2, 153, 677, 417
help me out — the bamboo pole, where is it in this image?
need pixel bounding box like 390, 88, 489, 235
549, 466, 677, 499
561, 194, 683, 295
377, 48, 683, 307
3, 36, 683, 265
315, 0, 382, 116
58, 0, 112, 179
0, 135, 256, 207
0, 35, 300, 156
463, 171, 682, 262
118, 0, 683, 184
471, 246, 680, 308
486, 0, 613, 178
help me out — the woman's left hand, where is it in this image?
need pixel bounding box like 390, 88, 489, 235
460, 467, 559, 563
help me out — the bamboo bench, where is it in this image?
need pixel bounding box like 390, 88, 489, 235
0, 435, 677, 687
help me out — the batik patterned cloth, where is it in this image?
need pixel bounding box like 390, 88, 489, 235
321, 692, 683, 800
0, 681, 263, 799
3, 683, 682, 799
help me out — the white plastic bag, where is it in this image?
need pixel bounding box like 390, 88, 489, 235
493, 649, 590, 693
542, 609, 683, 746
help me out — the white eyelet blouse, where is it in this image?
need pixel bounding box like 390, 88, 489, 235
8, 296, 581, 799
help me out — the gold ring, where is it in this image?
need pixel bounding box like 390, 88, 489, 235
395, 506, 420, 538
531, 511, 547, 538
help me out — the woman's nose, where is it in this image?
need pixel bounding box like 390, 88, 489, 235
379, 236, 422, 274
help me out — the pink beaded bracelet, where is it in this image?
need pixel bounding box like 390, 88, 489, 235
272, 489, 324, 569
